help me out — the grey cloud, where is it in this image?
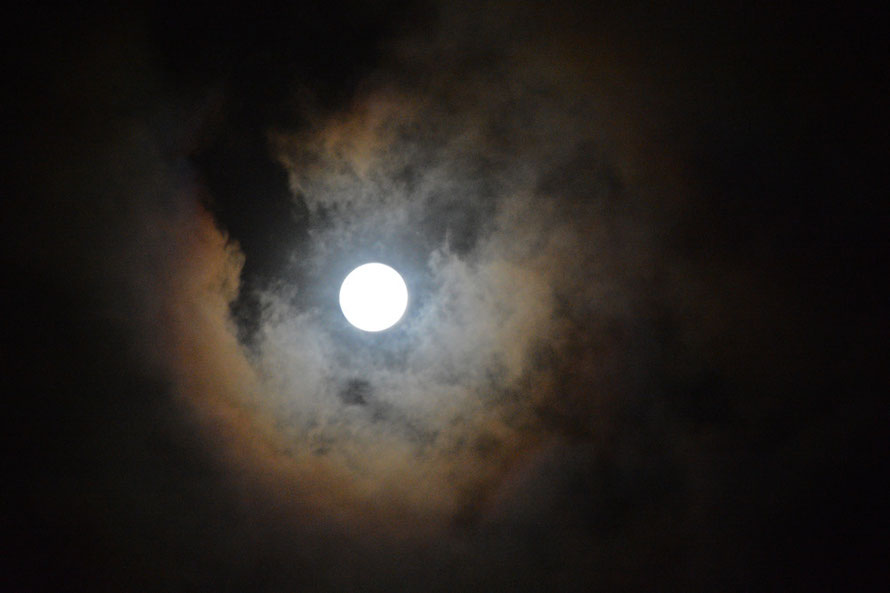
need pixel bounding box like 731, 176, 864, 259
9, 2, 881, 591
252, 3, 682, 526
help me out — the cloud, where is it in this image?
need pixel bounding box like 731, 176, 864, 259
234, 0, 697, 545
8, 2, 883, 591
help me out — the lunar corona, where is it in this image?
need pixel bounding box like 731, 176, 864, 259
339, 263, 408, 332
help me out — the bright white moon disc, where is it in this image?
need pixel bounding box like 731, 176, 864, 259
339, 263, 408, 332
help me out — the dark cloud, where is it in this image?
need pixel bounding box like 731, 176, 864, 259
3, 1, 886, 592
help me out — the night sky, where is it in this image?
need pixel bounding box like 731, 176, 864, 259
3, 1, 887, 591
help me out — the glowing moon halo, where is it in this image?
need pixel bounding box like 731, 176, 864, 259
339, 263, 408, 332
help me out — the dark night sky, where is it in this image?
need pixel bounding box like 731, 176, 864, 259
2, 1, 887, 591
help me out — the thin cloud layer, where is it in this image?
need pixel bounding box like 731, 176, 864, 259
5, 1, 884, 591
258, 31, 659, 510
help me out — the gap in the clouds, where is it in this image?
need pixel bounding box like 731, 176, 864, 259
340, 378, 372, 406
161, 0, 428, 348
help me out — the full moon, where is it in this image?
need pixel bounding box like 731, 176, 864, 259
339, 263, 409, 332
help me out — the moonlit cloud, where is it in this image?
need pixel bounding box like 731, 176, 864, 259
6, 1, 884, 591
